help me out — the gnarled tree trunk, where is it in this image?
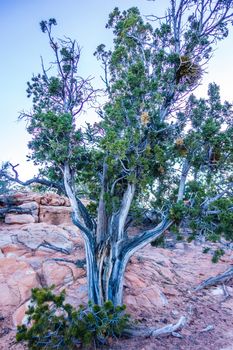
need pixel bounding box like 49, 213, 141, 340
63, 162, 173, 306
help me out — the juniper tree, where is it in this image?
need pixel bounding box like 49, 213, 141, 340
1, 1, 233, 306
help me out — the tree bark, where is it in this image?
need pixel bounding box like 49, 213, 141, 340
85, 218, 173, 306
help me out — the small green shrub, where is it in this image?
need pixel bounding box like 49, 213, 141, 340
187, 234, 195, 243
208, 233, 220, 243
211, 248, 225, 263
16, 286, 130, 349
202, 247, 211, 254
151, 235, 165, 247
176, 234, 184, 241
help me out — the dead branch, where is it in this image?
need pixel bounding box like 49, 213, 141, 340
0, 163, 65, 193
124, 315, 186, 338
195, 266, 233, 291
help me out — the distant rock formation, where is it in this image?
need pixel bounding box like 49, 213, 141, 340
0, 192, 73, 225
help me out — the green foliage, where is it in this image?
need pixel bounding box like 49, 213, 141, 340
151, 235, 165, 247
48, 77, 62, 96
0, 179, 11, 196
187, 234, 196, 243
85, 201, 98, 218
27, 111, 74, 163
202, 247, 211, 254
40, 18, 57, 33
19, 9, 233, 230
208, 232, 220, 243
211, 248, 225, 263
16, 287, 130, 349
176, 233, 184, 241
94, 6, 233, 230
169, 202, 188, 223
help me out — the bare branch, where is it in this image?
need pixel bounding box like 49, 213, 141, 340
0, 163, 64, 193
201, 183, 233, 210
123, 218, 173, 258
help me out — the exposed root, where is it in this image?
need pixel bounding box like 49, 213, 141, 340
124, 316, 186, 338
195, 266, 233, 291
221, 284, 231, 302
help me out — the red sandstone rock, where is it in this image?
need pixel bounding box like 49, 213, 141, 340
4, 192, 42, 205
42, 260, 85, 287
12, 301, 30, 326
0, 233, 12, 248
0, 258, 40, 308
39, 205, 73, 225
40, 193, 70, 206
18, 201, 39, 222
1, 244, 26, 258
15, 223, 74, 253
5, 213, 35, 225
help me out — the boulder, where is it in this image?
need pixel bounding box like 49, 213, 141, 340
0, 191, 233, 350
12, 301, 30, 326
42, 261, 85, 287
1, 192, 41, 205
39, 205, 73, 225
40, 193, 70, 206
0, 258, 40, 308
0, 234, 12, 249
5, 214, 35, 225
1, 244, 26, 258
15, 223, 73, 253
18, 201, 39, 221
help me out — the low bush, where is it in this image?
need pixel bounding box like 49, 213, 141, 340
211, 248, 225, 263
16, 286, 130, 349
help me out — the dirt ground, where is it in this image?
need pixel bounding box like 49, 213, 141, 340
0, 236, 232, 350
1, 288, 233, 350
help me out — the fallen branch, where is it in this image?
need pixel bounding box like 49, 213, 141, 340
195, 266, 233, 291
124, 316, 186, 338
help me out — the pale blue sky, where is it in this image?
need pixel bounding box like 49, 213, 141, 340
0, 0, 232, 179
